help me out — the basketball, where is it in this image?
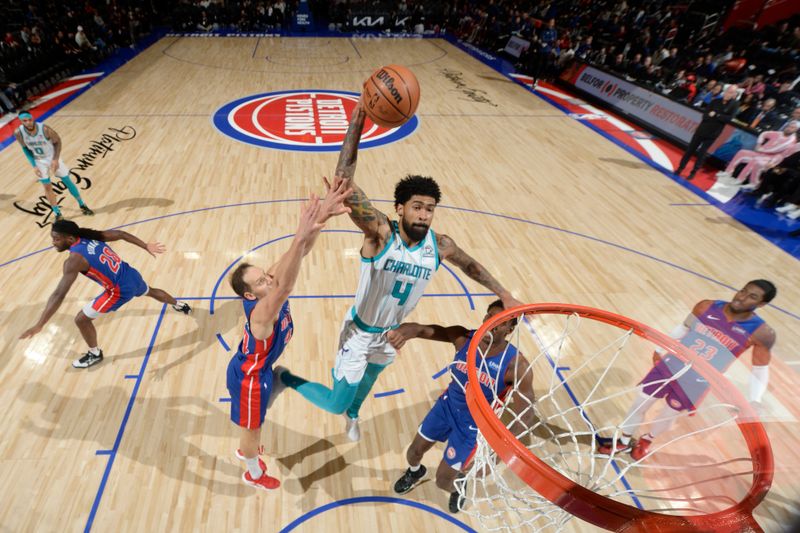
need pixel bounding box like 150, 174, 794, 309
362, 64, 420, 128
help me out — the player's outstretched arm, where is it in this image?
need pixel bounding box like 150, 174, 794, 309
19, 255, 82, 338
249, 196, 324, 338
749, 324, 775, 405
334, 100, 389, 240
504, 353, 538, 434
387, 323, 469, 350
100, 230, 165, 258
437, 233, 522, 309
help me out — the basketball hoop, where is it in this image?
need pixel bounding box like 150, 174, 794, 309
460, 303, 773, 532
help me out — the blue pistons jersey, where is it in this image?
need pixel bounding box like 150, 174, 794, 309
447, 331, 519, 408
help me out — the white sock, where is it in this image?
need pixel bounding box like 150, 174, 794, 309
619, 434, 631, 446
620, 390, 658, 436
88, 347, 101, 355
650, 402, 680, 437
409, 464, 421, 472
245, 456, 263, 479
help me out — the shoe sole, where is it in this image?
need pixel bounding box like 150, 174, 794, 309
72, 357, 103, 368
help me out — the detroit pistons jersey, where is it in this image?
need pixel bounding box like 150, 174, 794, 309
350, 221, 439, 331
447, 332, 519, 409
70, 238, 138, 291
662, 300, 765, 404
18, 123, 54, 161
237, 298, 294, 372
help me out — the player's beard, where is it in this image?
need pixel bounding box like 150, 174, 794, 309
401, 217, 429, 242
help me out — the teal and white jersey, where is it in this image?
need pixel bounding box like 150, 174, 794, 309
18, 123, 54, 161
350, 221, 440, 332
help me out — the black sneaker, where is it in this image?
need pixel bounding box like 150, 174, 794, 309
73, 350, 104, 368
172, 302, 191, 314
80, 205, 95, 216
448, 489, 465, 513
393, 465, 427, 494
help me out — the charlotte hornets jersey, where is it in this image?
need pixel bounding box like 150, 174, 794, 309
446, 331, 519, 409
237, 299, 294, 372
18, 123, 54, 161
350, 221, 439, 331
70, 238, 137, 291
657, 300, 765, 407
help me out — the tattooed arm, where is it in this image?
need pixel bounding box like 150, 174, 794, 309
334, 98, 391, 248
437, 233, 522, 309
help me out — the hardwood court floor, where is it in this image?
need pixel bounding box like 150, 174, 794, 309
1, 36, 798, 532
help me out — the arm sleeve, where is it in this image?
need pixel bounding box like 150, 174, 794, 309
748, 365, 769, 403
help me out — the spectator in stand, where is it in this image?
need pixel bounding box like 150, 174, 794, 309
716, 122, 799, 188
668, 71, 698, 103
677, 84, 740, 180
744, 74, 767, 100
607, 52, 627, 73
75, 26, 97, 52
693, 79, 719, 107
626, 53, 644, 78
736, 98, 780, 131
775, 107, 800, 131
750, 149, 800, 210
774, 82, 800, 113
660, 46, 680, 72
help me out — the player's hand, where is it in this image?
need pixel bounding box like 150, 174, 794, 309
386, 324, 418, 350
146, 241, 166, 258
500, 293, 524, 311
320, 176, 353, 221
708, 111, 716, 117
296, 194, 323, 239
20, 324, 43, 339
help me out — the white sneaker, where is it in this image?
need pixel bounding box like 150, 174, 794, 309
787, 207, 800, 220
776, 203, 798, 213
345, 415, 361, 442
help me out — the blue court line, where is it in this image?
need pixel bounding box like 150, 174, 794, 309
279, 496, 476, 533
251, 36, 260, 58
215, 333, 230, 352
84, 304, 167, 533
556, 366, 571, 372
3, 199, 799, 322
432, 366, 449, 379
523, 316, 644, 511
124, 374, 138, 380
374, 388, 405, 398
219, 398, 232, 403
208, 228, 477, 315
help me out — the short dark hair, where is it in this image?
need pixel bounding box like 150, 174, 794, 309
230, 262, 254, 298
487, 298, 518, 327
394, 175, 441, 206
747, 279, 776, 303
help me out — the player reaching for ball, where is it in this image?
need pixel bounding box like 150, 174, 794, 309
361, 64, 421, 128
278, 93, 523, 442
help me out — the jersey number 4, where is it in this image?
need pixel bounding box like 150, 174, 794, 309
99, 246, 122, 273
391, 280, 414, 306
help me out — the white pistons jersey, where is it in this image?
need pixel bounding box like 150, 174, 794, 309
18, 123, 54, 161
350, 221, 439, 332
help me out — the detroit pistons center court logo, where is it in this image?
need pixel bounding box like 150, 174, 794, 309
213, 90, 419, 152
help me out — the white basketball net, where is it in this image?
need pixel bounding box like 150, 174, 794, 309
455, 310, 760, 532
